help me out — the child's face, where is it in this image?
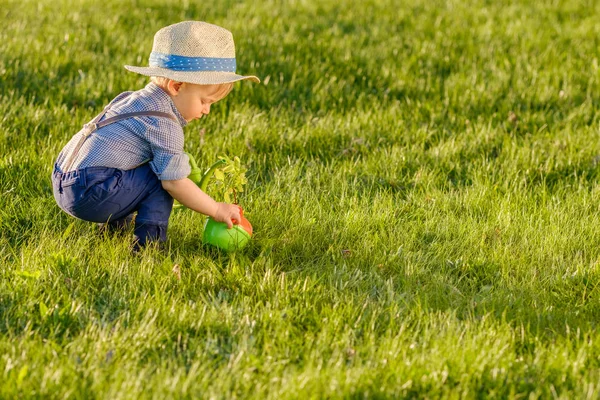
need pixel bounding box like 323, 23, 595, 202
171, 82, 232, 122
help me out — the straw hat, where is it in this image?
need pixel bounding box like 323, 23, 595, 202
125, 21, 260, 85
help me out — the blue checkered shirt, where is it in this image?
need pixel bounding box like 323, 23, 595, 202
56, 82, 191, 180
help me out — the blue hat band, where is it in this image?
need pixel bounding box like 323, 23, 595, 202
149, 52, 237, 72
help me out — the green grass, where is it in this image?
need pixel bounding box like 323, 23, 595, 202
2, 0, 600, 397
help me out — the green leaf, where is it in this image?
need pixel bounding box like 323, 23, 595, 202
62, 221, 76, 240
39, 302, 48, 317
16, 365, 28, 386
15, 270, 41, 279
214, 170, 225, 181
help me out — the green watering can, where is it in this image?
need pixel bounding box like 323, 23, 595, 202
186, 153, 253, 252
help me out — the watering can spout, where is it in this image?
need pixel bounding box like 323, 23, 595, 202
198, 159, 227, 192
185, 152, 226, 192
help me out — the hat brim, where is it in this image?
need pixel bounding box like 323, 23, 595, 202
124, 65, 260, 84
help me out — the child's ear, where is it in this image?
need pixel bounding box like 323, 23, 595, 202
166, 80, 184, 96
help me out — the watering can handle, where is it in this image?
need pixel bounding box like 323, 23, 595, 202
186, 152, 200, 170
232, 206, 243, 224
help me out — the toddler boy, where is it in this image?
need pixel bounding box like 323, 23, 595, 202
52, 21, 259, 250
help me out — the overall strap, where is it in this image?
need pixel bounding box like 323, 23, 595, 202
62, 110, 179, 172
96, 111, 178, 129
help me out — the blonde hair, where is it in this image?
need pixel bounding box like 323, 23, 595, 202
151, 76, 173, 89
151, 76, 233, 100
213, 82, 234, 100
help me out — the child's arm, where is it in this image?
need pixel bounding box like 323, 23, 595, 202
161, 178, 241, 228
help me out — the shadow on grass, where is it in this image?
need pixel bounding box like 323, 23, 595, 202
395, 251, 600, 341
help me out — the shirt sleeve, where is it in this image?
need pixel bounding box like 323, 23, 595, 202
143, 116, 191, 180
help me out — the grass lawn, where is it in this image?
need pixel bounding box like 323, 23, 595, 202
2, 0, 600, 397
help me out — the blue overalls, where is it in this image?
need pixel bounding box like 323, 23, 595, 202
52, 105, 180, 249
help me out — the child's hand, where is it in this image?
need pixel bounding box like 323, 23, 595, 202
214, 203, 241, 229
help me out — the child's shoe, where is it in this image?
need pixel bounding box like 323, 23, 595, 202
98, 214, 135, 234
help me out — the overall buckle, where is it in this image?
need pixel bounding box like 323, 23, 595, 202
82, 122, 98, 136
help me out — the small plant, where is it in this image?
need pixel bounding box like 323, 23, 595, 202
206, 155, 248, 204
186, 152, 248, 204
196, 155, 253, 252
